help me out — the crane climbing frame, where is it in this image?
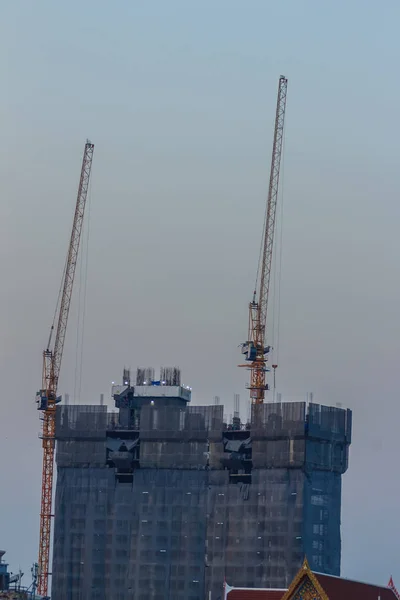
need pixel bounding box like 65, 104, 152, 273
36, 140, 94, 597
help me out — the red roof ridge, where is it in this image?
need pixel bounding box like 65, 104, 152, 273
314, 570, 394, 590
226, 586, 287, 591
224, 583, 287, 600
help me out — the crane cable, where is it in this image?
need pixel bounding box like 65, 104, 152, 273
253, 123, 287, 375
253, 173, 269, 301
271, 128, 286, 371
73, 172, 93, 403
46, 255, 68, 351
252, 110, 287, 398
78, 174, 93, 398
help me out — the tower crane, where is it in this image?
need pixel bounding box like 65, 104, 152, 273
240, 76, 288, 404
36, 140, 94, 597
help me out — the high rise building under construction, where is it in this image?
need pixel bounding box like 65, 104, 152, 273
51, 367, 351, 600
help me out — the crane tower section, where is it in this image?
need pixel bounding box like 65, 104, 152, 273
240, 76, 287, 404
36, 140, 94, 597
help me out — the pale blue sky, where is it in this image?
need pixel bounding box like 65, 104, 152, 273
2, 0, 400, 589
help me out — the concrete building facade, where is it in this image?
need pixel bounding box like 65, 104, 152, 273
51, 369, 351, 600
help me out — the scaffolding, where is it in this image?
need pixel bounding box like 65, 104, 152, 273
51, 400, 351, 600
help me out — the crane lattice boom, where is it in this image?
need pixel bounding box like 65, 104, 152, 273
240, 76, 287, 404
37, 140, 94, 597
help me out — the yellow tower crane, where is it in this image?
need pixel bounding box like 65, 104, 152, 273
240, 76, 288, 404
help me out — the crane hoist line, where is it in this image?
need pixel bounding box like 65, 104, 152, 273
239, 76, 288, 405
36, 140, 94, 598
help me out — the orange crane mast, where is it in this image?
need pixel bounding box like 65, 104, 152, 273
36, 140, 94, 597
240, 76, 288, 404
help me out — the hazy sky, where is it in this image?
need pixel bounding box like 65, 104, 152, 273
2, 0, 400, 589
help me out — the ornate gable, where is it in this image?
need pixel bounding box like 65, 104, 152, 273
293, 579, 322, 600
282, 559, 329, 600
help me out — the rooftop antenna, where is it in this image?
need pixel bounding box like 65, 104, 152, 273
233, 394, 241, 429
234, 394, 240, 418
123, 367, 131, 386
272, 364, 278, 401
30, 563, 38, 597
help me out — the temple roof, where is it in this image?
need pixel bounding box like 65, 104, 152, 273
225, 559, 398, 600
313, 572, 397, 600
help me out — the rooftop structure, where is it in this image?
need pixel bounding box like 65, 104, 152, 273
0, 551, 41, 600
0, 552, 9, 592
51, 368, 351, 600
